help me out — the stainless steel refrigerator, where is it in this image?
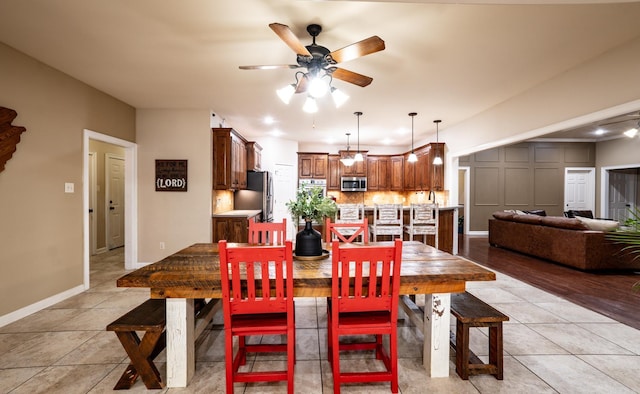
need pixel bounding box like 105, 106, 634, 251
233, 171, 274, 222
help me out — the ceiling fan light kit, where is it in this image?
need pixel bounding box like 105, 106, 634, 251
241, 22, 385, 112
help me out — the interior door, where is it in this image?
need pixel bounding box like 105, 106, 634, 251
608, 169, 637, 222
107, 154, 125, 249
564, 168, 594, 213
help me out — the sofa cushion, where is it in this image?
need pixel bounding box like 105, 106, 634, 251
493, 211, 515, 220
540, 216, 588, 230
575, 216, 619, 231
511, 213, 543, 225
523, 209, 547, 216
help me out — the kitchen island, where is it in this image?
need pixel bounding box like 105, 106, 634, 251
362, 205, 461, 254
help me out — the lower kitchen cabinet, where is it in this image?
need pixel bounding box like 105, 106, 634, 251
212, 214, 259, 243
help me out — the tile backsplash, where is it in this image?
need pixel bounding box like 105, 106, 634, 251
328, 190, 449, 206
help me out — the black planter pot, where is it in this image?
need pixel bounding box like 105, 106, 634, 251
295, 221, 323, 256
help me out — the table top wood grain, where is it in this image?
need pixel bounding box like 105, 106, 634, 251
117, 241, 495, 298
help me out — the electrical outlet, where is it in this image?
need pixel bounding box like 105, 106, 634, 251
160, 242, 165, 250
64, 182, 74, 193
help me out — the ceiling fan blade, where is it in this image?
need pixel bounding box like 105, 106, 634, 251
269, 23, 312, 57
239, 64, 301, 70
295, 74, 309, 94
328, 36, 385, 64
330, 68, 373, 87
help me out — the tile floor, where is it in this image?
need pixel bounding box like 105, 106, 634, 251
1, 247, 640, 393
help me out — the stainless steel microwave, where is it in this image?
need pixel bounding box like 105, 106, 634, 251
341, 176, 367, 192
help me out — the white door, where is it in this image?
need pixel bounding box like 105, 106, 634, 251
274, 164, 296, 239
608, 170, 637, 222
564, 168, 595, 213
106, 154, 125, 249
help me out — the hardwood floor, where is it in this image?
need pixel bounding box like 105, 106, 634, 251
458, 235, 640, 330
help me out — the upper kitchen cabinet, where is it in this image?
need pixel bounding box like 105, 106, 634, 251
366, 155, 390, 191
213, 127, 247, 190
414, 145, 431, 191
430, 143, 445, 191
246, 141, 262, 171
327, 154, 340, 191
390, 155, 404, 191
298, 153, 328, 179
340, 150, 367, 177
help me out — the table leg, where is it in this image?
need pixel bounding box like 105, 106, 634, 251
166, 298, 195, 387
423, 293, 451, 377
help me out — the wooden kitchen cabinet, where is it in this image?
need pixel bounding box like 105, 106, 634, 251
366, 155, 390, 191
212, 214, 259, 243
298, 153, 328, 179
390, 155, 404, 191
414, 145, 431, 191
246, 141, 262, 171
327, 154, 340, 191
213, 128, 247, 190
403, 152, 416, 190
430, 143, 445, 190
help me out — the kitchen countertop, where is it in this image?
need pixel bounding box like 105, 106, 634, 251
362, 205, 462, 210
212, 209, 261, 218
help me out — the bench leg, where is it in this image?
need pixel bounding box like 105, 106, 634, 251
489, 325, 504, 380
114, 329, 165, 389
455, 320, 470, 380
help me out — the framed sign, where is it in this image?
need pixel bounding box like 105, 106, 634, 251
155, 160, 188, 191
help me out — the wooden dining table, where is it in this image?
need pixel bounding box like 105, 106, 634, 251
116, 241, 495, 387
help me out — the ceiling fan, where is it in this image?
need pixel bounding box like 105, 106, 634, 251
239, 23, 385, 97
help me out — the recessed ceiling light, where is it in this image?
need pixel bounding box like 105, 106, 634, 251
595, 128, 605, 135
264, 116, 274, 125
269, 129, 284, 137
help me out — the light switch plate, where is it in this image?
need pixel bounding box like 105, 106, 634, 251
65, 182, 74, 193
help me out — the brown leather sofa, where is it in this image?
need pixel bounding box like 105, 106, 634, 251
488, 211, 640, 271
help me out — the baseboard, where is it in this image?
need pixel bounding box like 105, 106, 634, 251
467, 231, 488, 236
0, 284, 86, 328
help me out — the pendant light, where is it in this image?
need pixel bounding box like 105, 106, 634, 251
353, 111, 364, 162
340, 133, 355, 167
433, 119, 443, 165
407, 112, 418, 163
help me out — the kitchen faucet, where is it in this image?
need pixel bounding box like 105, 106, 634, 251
428, 190, 436, 202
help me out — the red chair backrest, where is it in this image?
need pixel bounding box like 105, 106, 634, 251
331, 239, 402, 313
325, 217, 369, 244
248, 219, 287, 245
219, 240, 294, 316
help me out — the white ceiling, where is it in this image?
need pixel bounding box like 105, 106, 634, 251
2, 0, 640, 148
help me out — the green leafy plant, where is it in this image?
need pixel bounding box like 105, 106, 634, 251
606, 207, 640, 292
286, 186, 337, 223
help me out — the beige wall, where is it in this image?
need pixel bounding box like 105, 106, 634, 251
0, 43, 135, 318
461, 142, 596, 231
136, 109, 212, 263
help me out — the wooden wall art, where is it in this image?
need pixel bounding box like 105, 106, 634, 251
0, 106, 27, 173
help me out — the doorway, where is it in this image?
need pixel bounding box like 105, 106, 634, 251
602, 166, 639, 222
106, 154, 125, 249
83, 129, 138, 289
564, 168, 595, 213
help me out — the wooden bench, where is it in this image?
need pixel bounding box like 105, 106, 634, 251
450, 291, 509, 380
107, 298, 218, 390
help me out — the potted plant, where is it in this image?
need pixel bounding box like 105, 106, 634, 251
606, 208, 640, 291
286, 186, 337, 256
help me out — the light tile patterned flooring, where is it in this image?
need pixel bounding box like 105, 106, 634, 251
1, 247, 640, 393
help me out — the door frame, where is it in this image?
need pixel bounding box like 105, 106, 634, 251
88, 151, 97, 255
564, 167, 595, 214
83, 129, 138, 289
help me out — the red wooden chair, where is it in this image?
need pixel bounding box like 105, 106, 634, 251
218, 240, 295, 394
325, 217, 368, 244
327, 239, 403, 393
248, 218, 286, 245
